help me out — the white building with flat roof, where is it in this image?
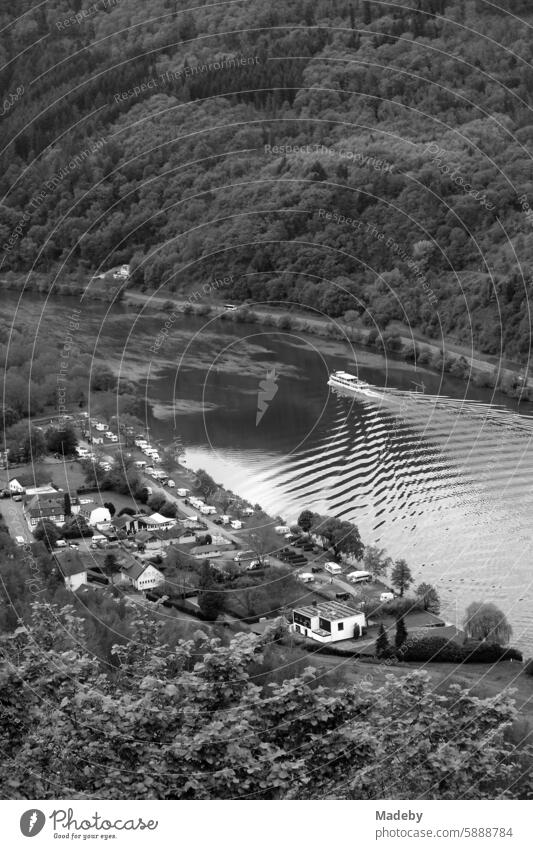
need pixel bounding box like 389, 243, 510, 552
290, 600, 366, 644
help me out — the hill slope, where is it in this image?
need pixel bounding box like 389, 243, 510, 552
1, 0, 533, 359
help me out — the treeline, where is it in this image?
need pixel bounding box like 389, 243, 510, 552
2, 1, 533, 359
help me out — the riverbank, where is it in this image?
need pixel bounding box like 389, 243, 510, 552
123, 289, 532, 402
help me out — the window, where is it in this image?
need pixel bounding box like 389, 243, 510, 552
337, 622, 344, 631
318, 618, 331, 633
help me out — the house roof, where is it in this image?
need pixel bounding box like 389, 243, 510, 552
89, 507, 111, 522
122, 561, 162, 581
143, 512, 175, 525
55, 549, 87, 577
294, 600, 362, 621
190, 543, 229, 555
112, 514, 134, 529
25, 494, 65, 519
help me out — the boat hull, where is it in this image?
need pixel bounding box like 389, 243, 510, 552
327, 378, 383, 400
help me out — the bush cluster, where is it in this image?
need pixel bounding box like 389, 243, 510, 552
399, 635, 522, 664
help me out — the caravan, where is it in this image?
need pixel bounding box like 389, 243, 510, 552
325, 562, 343, 576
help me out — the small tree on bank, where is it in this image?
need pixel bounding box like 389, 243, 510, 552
391, 559, 413, 597
463, 602, 512, 645
395, 616, 408, 649
376, 624, 390, 658
363, 545, 392, 582
416, 582, 441, 614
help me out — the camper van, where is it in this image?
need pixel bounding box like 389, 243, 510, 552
298, 572, 314, 584
346, 570, 372, 584
325, 562, 343, 576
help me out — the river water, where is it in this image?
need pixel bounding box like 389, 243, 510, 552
6, 294, 533, 652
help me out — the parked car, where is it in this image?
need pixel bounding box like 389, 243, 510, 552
69, 542, 79, 550
55, 539, 67, 548
311, 566, 322, 573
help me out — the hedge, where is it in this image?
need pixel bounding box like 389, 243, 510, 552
398, 635, 522, 663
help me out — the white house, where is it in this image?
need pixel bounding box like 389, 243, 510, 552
55, 550, 87, 591
122, 561, 164, 591
89, 506, 112, 527
8, 478, 25, 494
290, 600, 366, 644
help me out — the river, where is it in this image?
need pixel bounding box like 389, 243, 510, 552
6, 293, 533, 652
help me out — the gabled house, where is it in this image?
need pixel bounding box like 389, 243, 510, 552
111, 513, 140, 535
54, 549, 87, 591
290, 600, 366, 644
121, 561, 164, 591
8, 478, 25, 495
24, 494, 66, 528
134, 529, 162, 551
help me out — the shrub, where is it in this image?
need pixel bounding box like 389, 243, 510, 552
523, 659, 533, 676
381, 597, 422, 618
400, 635, 522, 664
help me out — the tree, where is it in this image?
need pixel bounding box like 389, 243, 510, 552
4, 422, 46, 463
297, 510, 316, 532
0, 602, 530, 800
33, 520, 61, 550
416, 582, 441, 614
463, 602, 513, 645
247, 521, 275, 564
197, 562, 224, 620
61, 516, 93, 539
103, 501, 116, 517
118, 507, 136, 516
159, 501, 177, 518
315, 517, 364, 560
90, 365, 115, 391
390, 559, 413, 597
395, 616, 408, 649
194, 469, 218, 501
375, 624, 390, 658
45, 425, 78, 457
363, 546, 392, 581
103, 554, 121, 586
147, 493, 166, 512
63, 493, 72, 518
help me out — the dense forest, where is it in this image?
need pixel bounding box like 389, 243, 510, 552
1, 598, 532, 799
2, 0, 533, 359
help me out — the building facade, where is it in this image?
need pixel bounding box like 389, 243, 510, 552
290, 600, 366, 644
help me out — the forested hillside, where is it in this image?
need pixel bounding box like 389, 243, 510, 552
2, 0, 533, 357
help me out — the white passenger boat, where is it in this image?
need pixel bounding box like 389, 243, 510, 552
327, 370, 384, 400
